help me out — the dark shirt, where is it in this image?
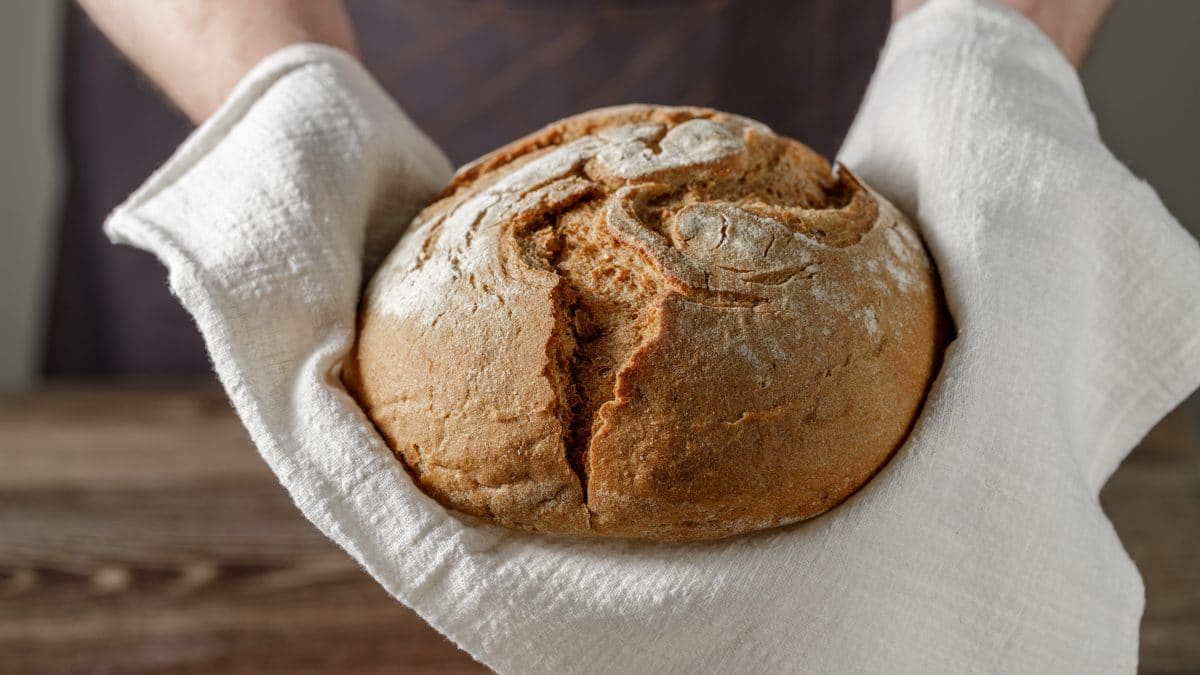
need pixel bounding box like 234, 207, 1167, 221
45, 0, 888, 378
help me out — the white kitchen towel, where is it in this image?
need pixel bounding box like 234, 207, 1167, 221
105, 0, 1200, 672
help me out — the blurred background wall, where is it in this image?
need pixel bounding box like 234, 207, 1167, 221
0, 2, 62, 387
1084, 1, 1200, 244
0, 0, 1197, 387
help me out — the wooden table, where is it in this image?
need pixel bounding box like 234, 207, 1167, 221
1, 384, 1197, 673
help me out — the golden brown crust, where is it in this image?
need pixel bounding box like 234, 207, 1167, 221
344, 104, 951, 540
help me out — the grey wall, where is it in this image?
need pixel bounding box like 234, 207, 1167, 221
1083, 0, 1200, 237
0, 2, 62, 388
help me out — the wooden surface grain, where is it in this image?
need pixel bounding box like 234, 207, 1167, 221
0, 383, 1197, 674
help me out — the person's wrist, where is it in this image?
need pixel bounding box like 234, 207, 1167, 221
78, 0, 360, 123
891, 0, 1113, 68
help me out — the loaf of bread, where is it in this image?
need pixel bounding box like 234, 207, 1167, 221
344, 105, 950, 541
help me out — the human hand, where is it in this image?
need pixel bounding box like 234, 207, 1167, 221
77, 0, 359, 123
892, 0, 1113, 67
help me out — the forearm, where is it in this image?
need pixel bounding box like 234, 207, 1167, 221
77, 0, 359, 123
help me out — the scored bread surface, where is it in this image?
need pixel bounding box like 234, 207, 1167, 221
344, 105, 950, 541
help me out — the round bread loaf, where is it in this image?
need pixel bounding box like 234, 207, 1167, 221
344, 105, 950, 541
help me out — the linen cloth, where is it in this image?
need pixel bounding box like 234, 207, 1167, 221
105, 0, 1200, 671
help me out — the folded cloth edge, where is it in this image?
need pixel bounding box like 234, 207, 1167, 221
101, 43, 492, 668
844, 0, 1200, 491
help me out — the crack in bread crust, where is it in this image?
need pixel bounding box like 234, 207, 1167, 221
509, 119, 862, 508
523, 199, 666, 507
